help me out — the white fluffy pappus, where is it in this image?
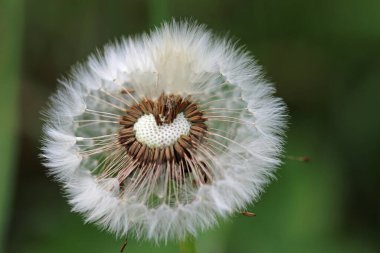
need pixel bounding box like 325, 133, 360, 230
41, 20, 287, 242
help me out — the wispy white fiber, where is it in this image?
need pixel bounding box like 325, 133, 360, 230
41, 20, 287, 242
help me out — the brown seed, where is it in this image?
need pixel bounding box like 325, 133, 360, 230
190, 129, 205, 139
242, 211, 256, 217
136, 144, 147, 161
166, 111, 173, 124
119, 128, 134, 137
129, 105, 143, 115
174, 142, 184, 158
118, 137, 127, 144
193, 122, 208, 129
165, 147, 171, 161
159, 148, 165, 163
177, 100, 190, 113
186, 110, 202, 118
190, 125, 206, 133
119, 119, 135, 127
181, 135, 192, 145
126, 109, 142, 119
188, 115, 205, 122
188, 136, 197, 145
177, 137, 190, 149
153, 148, 160, 161
152, 102, 158, 115
158, 95, 165, 115
123, 137, 135, 146
184, 104, 197, 116
121, 88, 134, 94
141, 99, 152, 113
143, 146, 150, 162
122, 114, 137, 122
138, 102, 149, 114
169, 145, 175, 162
119, 237, 128, 253
147, 148, 154, 162
134, 143, 142, 156
145, 99, 154, 113
128, 141, 139, 156
154, 114, 163, 125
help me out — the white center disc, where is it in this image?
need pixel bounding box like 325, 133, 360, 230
133, 112, 191, 148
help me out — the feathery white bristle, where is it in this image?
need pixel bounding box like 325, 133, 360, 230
41, 20, 287, 242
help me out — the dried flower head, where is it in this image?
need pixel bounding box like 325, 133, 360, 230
41, 20, 287, 242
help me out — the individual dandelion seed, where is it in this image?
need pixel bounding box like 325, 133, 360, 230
41, 20, 287, 242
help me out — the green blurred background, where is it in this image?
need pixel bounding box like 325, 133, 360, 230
0, 0, 379, 252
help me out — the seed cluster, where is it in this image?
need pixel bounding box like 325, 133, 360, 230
118, 93, 208, 164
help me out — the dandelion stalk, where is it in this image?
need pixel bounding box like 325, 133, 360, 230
179, 236, 197, 253
0, 0, 23, 251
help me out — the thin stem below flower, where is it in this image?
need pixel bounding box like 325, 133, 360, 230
179, 236, 197, 253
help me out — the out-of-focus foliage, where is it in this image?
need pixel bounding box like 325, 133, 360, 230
0, 0, 23, 252
1, 0, 379, 252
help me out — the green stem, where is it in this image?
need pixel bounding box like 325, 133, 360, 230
179, 236, 197, 253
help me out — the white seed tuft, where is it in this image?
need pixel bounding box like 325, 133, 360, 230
40, 20, 287, 243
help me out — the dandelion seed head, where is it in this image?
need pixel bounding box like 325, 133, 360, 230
41, 20, 287, 242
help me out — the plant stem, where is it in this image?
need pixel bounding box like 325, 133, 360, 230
179, 236, 197, 253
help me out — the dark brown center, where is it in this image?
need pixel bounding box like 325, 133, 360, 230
118, 93, 208, 165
